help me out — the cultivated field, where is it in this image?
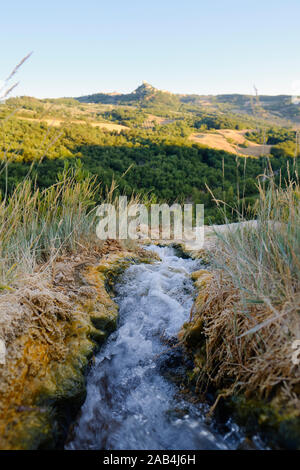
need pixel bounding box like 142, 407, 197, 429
189, 129, 272, 157
17, 115, 130, 132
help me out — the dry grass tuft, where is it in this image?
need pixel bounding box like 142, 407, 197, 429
182, 178, 300, 411
189, 271, 299, 403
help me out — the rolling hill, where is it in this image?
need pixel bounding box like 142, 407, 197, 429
77, 82, 300, 126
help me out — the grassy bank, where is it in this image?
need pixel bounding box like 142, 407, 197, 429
180, 177, 300, 448
0, 161, 156, 449
0, 163, 99, 285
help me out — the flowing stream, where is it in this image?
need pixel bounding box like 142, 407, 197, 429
67, 245, 245, 450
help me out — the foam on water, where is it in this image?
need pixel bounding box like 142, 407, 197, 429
67, 245, 242, 450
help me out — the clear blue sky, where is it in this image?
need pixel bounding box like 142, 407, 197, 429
1, 0, 300, 98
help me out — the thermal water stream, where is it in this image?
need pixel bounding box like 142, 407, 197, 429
67, 245, 244, 450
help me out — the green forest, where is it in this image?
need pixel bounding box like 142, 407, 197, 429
0, 92, 299, 224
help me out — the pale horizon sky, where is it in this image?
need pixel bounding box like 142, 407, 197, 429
1, 0, 300, 99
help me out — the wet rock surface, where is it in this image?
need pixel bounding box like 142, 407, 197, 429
67, 246, 244, 450
0, 248, 151, 450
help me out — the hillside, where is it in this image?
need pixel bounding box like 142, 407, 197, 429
0, 89, 299, 224
77, 82, 300, 126
77, 81, 181, 110
4, 88, 299, 160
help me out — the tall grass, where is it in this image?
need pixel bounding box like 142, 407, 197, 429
0, 159, 146, 287
207, 177, 300, 399
0, 164, 101, 285
186, 176, 300, 403
213, 178, 300, 332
